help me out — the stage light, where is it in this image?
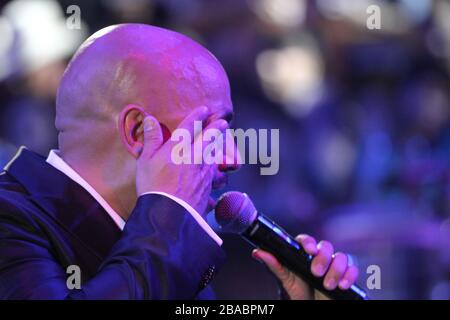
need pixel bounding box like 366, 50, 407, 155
1, 0, 87, 75
255, 44, 324, 118
247, 0, 306, 28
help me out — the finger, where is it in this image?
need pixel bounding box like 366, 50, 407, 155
200, 156, 217, 182
314, 290, 330, 300
176, 106, 210, 142
201, 119, 228, 164
142, 115, 163, 158
202, 119, 228, 144
222, 130, 241, 169
338, 265, 359, 290
252, 249, 290, 283
311, 240, 334, 277
295, 234, 318, 255
323, 252, 347, 290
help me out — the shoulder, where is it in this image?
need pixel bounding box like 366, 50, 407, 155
0, 171, 39, 227
0, 171, 29, 206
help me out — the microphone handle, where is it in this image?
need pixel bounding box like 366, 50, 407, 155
242, 214, 369, 300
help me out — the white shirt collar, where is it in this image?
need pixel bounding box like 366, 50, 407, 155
46, 149, 126, 230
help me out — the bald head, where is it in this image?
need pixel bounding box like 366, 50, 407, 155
56, 24, 232, 151
51, 24, 236, 219
53, 24, 237, 219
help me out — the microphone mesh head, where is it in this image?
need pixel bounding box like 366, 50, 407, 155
214, 191, 257, 234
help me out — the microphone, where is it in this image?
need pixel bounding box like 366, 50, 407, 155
214, 191, 368, 300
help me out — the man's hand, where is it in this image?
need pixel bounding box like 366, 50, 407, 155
136, 106, 227, 216
252, 234, 359, 300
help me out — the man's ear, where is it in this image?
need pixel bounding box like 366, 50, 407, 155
118, 104, 161, 158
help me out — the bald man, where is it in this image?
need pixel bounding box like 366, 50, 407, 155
0, 24, 358, 299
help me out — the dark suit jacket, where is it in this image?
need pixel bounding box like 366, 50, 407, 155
0, 147, 226, 299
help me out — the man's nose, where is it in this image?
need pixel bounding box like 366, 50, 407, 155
218, 131, 241, 173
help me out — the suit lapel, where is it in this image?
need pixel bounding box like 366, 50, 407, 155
4, 146, 122, 260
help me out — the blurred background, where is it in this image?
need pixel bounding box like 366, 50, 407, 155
0, 0, 449, 299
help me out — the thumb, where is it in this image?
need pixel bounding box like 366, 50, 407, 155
252, 249, 290, 283
252, 249, 313, 300
141, 116, 163, 158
